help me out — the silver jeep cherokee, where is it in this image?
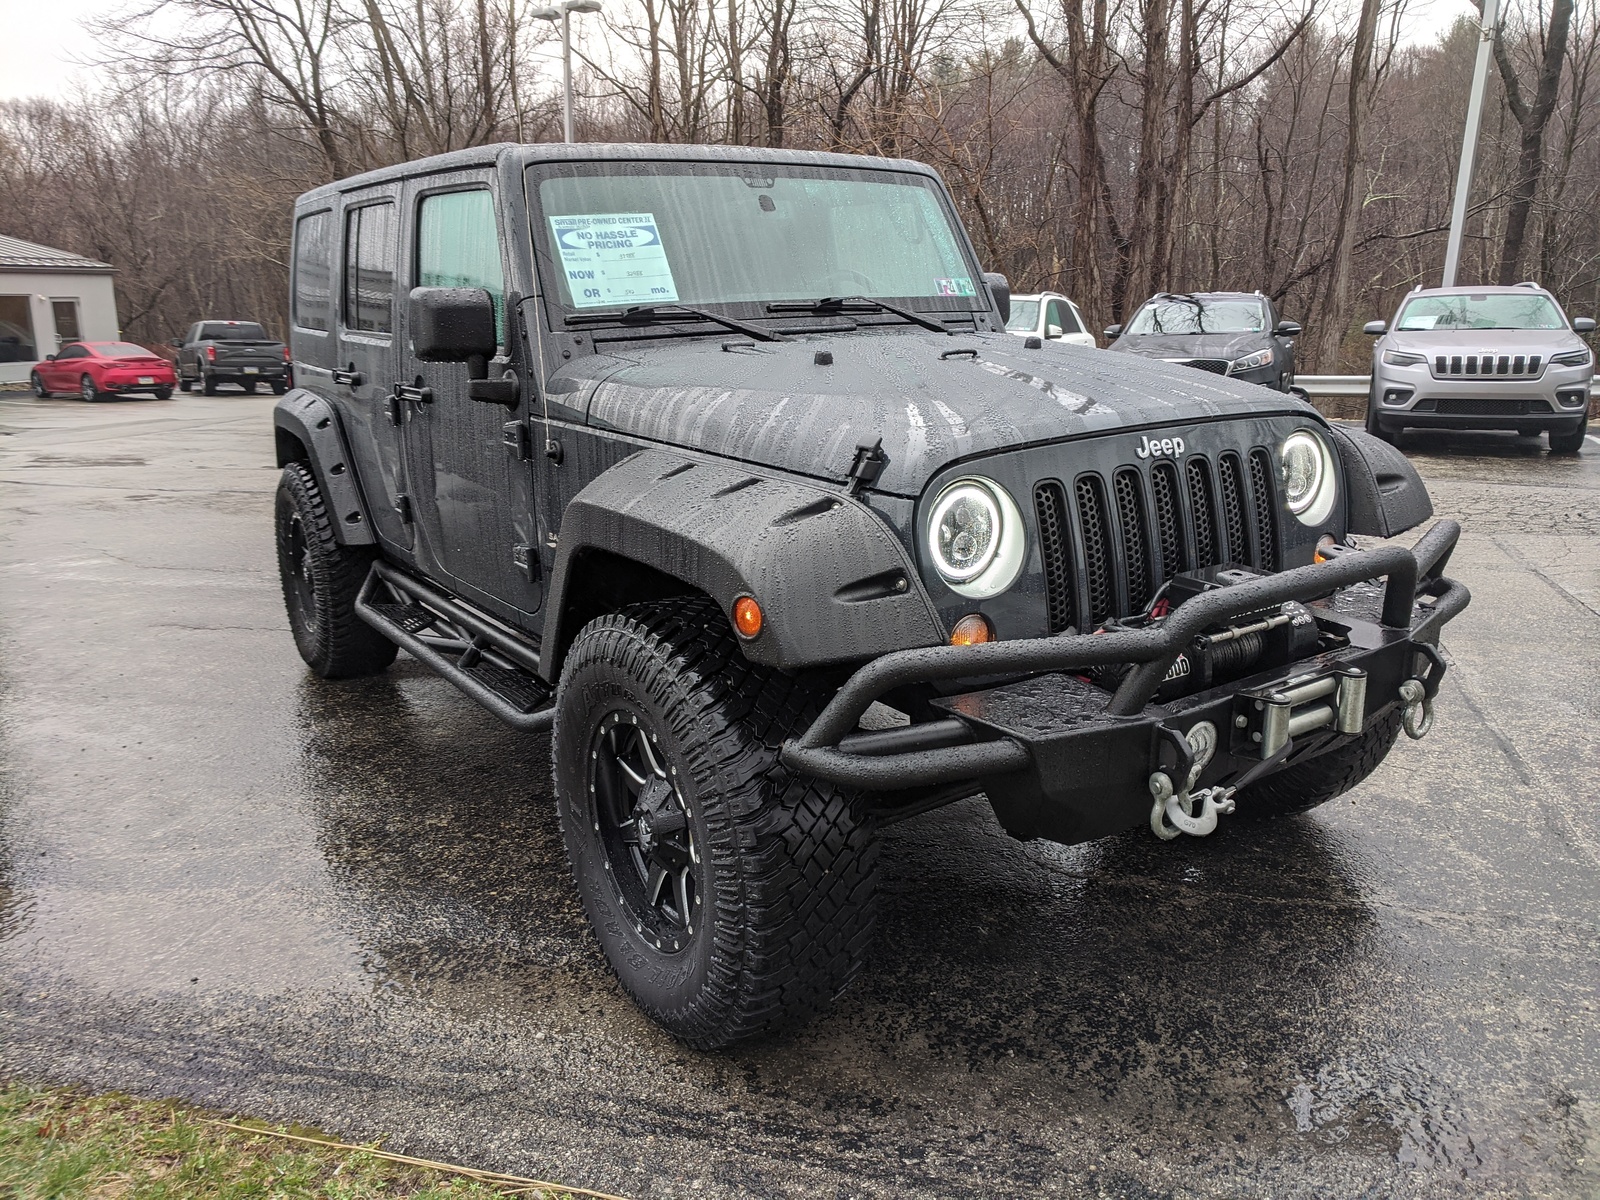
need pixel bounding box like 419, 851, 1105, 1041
1363, 283, 1595, 453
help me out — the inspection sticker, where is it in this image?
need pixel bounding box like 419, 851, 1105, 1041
550, 212, 679, 308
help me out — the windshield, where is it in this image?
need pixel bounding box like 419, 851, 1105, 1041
93, 342, 159, 358
1127, 297, 1264, 335
531, 163, 980, 312
199, 322, 270, 341
1396, 293, 1565, 332
1005, 299, 1041, 332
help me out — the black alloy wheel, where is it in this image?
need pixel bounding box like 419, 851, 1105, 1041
589, 708, 701, 953
282, 505, 318, 635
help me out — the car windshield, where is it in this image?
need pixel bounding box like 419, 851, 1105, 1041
1395, 294, 1565, 331
1005, 299, 1041, 332
93, 342, 158, 358
530, 162, 981, 313
199, 322, 270, 341
1127, 297, 1264, 335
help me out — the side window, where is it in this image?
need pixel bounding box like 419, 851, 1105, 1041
343, 203, 396, 335
293, 210, 333, 332
417, 189, 505, 342
1045, 299, 1068, 337
60, 344, 85, 360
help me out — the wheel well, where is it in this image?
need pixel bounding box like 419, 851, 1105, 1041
548, 547, 708, 680
275, 428, 310, 468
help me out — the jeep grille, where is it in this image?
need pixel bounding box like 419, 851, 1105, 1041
1034, 448, 1280, 633
1432, 353, 1542, 379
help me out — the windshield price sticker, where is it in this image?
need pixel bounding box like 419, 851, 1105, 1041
551, 213, 679, 309
935, 277, 977, 297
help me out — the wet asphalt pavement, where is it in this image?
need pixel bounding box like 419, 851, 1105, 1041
1, 390, 1597, 1199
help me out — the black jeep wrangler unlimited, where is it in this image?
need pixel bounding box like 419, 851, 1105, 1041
274, 144, 1468, 1048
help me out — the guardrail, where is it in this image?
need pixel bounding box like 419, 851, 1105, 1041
1296, 374, 1600, 399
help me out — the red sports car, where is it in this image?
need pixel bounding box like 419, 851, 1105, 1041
30, 341, 177, 401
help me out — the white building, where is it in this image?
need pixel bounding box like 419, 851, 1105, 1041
0, 235, 120, 384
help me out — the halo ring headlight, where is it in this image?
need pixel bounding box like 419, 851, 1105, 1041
926, 477, 1026, 599
1280, 429, 1337, 526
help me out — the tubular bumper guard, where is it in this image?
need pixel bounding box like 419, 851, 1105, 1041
780, 521, 1469, 843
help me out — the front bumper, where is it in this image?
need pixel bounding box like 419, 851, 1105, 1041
781, 522, 1468, 845
1371, 362, 1593, 430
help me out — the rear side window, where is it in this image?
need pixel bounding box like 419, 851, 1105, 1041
293, 211, 333, 332
418, 189, 506, 342
198, 322, 270, 341
344, 203, 396, 334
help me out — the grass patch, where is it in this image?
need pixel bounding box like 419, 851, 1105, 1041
0, 1084, 599, 1199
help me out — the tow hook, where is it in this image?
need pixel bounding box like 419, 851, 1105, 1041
1399, 678, 1434, 740
1149, 721, 1236, 840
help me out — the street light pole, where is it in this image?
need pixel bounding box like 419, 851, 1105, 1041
532, 0, 602, 144
1441, 0, 1501, 287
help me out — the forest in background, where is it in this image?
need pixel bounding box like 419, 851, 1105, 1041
0, 0, 1596, 371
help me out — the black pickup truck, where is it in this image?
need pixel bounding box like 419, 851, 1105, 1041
174, 320, 290, 395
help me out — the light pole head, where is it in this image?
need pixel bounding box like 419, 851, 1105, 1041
529, 5, 561, 19
564, 0, 602, 12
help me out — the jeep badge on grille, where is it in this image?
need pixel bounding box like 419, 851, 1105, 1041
1135, 434, 1186, 459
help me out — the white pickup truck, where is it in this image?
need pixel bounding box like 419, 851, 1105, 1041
1005, 292, 1096, 347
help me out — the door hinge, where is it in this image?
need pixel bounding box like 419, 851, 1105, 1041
502, 420, 532, 461
394, 493, 413, 524
512, 543, 540, 582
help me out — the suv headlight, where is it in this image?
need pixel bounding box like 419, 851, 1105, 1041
1551, 348, 1593, 368
927, 477, 1025, 599
1280, 430, 1337, 526
1382, 349, 1427, 367
1229, 348, 1273, 373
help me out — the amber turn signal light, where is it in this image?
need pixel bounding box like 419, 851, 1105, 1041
1314, 534, 1340, 563
949, 613, 994, 646
733, 596, 763, 638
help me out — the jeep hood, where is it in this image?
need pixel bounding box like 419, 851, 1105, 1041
574, 332, 1309, 496
1109, 332, 1267, 362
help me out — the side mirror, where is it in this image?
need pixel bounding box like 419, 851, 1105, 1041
981, 272, 1010, 324
1104, 324, 1123, 339
1045, 324, 1064, 339
1572, 316, 1596, 334
408, 287, 518, 407
410, 287, 496, 366
1363, 320, 1387, 336
45, 354, 56, 361
169, 338, 183, 348
1274, 320, 1302, 337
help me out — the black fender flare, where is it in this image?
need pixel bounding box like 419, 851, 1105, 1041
539, 449, 946, 680
272, 390, 376, 545
1326, 423, 1433, 539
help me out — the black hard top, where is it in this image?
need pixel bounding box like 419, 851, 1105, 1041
296, 143, 941, 206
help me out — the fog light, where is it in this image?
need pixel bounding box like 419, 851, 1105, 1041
733, 596, 763, 638
950, 613, 995, 646
1556, 389, 1588, 409
1381, 388, 1412, 406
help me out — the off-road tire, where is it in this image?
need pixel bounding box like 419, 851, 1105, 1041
1549, 421, 1588, 454
202, 373, 219, 396
243, 379, 259, 394
1234, 706, 1404, 819
552, 597, 879, 1049
271, 380, 289, 396
274, 462, 397, 679
29, 371, 48, 398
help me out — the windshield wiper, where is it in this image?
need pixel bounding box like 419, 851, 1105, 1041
767, 296, 952, 334
564, 304, 785, 342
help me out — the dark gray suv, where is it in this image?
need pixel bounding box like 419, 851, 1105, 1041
1105, 292, 1300, 392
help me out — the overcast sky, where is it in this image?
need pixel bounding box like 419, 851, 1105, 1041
0, 0, 1482, 106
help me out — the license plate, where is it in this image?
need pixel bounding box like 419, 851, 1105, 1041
138, 376, 155, 384
243, 367, 260, 374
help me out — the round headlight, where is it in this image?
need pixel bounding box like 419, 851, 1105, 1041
927, 477, 1025, 598
1280, 430, 1337, 526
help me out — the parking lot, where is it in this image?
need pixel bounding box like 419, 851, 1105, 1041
0, 390, 1596, 1198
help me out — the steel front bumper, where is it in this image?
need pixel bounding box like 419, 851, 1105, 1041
780, 521, 1469, 845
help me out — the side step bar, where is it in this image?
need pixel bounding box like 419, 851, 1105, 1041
354, 562, 555, 732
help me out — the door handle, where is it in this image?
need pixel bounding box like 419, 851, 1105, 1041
393, 382, 433, 405
331, 365, 364, 386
